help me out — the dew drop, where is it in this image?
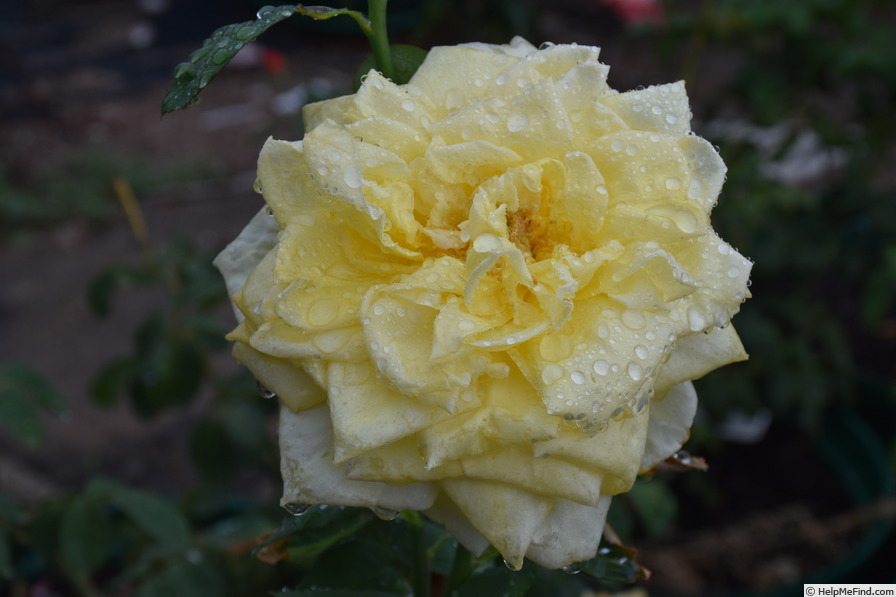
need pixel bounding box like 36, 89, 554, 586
539, 333, 573, 362
628, 362, 644, 381
235, 26, 255, 41
665, 113, 679, 125
343, 168, 362, 189
562, 562, 582, 575
401, 99, 416, 112
507, 113, 529, 132
597, 323, 610, 339
610, 139, 624, 153
727, 266, 741, 278
257, 381, 277, 399
371, 506, 399, 521
570, 370, 586, 385
459, 319, 476, 332
621, 309, 646, 330
504, 558, 523, 571
635, 344, 649, 360
252, 178, 263, 194
687, 306, 707, 332
592, 359, 610, 376
283, 502, 312, 516
665, 177, 682, 190
625, 144, 639, 156
473, 233, 502, 253
173, 62, 196, 80
372, 304, 386, 316
307, 300, 339, 327
212, 50, 230, 65
541, 363, 565, 385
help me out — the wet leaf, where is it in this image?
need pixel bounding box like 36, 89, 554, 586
135, 559, 224, 597
0, 531, 12, 579
107, 484, 191, 551
0, 363, 66, 449
91, 357, 133, 407
580, 543, 649, 583
59, 496, 111, 578
161, 5, 300, 115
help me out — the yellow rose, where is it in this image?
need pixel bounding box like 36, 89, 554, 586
215, 37, 751, 570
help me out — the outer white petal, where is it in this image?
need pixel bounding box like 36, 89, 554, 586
526, 496, 613, 569
640, 381, 699, 471
655, 325, 748, 393
279, 404, 437, 512
213, 208, 279, 321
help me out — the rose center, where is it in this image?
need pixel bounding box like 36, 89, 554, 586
507, 208, 554, 261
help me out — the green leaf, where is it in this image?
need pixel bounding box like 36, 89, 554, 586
87, 266, 122, 318
454, 563, 535, 597
297, 538, 404, 593
1, 362, 66, 415
59, 496, 111, 578
0, 362, 66, 448
129, 325, 204, 418
0, 531, 12, 579
190, 419, 239, 483
580, 544, 647, 584
0, 389, 43, 449
161, 5, 299, 115
278, 590, 400, 597
91, 357, 133, 407
627, 478, 678, 538
254, 507, 369, 567
136, 559, 224, 597
353, 44, 428, 88
107, 484, 191, 552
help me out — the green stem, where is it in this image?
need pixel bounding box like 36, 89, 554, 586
406, 511, 430, 597
443, 542, 473, 596
367, 0, 395, 80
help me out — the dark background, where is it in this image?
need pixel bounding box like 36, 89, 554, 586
1, 1, 894, 595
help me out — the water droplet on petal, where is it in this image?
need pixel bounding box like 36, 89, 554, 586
687, 306, 707, 332
503, 558, 523, 571
371, 506, 399, 521
562, 562, 582, 575
665, 177, 682, 190
343, 168, 362, 189
628, 362, 643, 381
635, 344, 649, 360
257, 381, 277, 399
283, 502, 312, 516
621, 309, 646, 329
593, 359, 610, 376
507, 113, 529, 132
307, 300, 339, 327
542, 363, 564, 385
570, 370, 586, 385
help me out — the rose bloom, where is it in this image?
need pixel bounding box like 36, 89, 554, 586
216, 38, 751, 570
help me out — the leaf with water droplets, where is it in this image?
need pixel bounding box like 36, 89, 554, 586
580, 542, 649, 583
161, 5, 299, 115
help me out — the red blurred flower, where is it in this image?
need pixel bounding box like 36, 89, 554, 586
603, 0, 665, 25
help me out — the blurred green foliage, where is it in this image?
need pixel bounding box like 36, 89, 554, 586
2, 0, 895, 595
